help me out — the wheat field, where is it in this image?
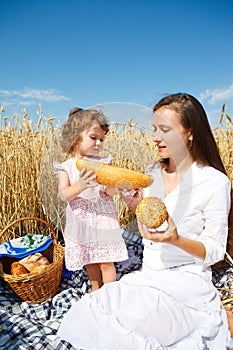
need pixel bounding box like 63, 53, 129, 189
0, 106, 232, 248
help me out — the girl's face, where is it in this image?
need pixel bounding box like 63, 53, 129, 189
76, 123, 106, 157
152, 107, 193, 163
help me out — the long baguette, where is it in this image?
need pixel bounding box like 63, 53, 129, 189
76, 158, 153, 188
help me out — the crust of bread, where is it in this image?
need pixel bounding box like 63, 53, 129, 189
11, 262, 29, 276
30, 265, 50, 274
136, 197, 167, 229
19, 253, 50, 272
76, 158, 154, 188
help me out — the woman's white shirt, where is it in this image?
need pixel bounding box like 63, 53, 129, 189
143, 161, 231, 277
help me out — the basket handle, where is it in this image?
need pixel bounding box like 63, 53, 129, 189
0, 217, 57, 243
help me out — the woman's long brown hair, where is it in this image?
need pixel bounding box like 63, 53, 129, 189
153, 93, 226, 174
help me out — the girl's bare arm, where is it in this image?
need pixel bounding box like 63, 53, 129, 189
58, 169, 96, 202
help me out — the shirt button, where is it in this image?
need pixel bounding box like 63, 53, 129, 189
150, 242, 153, 245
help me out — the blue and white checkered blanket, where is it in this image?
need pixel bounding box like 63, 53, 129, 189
0, 229, 232, 350
0, 230, 143, 350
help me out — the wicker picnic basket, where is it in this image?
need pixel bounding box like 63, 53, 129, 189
0, 217, 64, 303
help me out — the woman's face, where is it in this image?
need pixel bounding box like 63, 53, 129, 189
152, 107, 192, 163
76, 123, 106, 157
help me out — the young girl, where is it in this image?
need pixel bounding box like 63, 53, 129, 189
55, 107, 128, 291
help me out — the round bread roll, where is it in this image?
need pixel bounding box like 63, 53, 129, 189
76, 158, 153, 188
135, 197, 167, 229
11, 262, 29, 276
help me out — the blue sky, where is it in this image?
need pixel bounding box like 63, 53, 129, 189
1, 0, 233, 128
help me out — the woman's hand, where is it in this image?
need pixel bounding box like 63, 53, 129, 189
138, 216, 206, 259
138, 216, 179, 244
117, 187, 142, 210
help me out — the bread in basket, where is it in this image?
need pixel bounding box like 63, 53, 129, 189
0, 217, 64, 303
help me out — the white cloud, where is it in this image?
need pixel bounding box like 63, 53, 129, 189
0, 87, 71, 106
200, 84, 233, 104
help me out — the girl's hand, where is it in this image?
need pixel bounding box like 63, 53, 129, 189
138, 216, 179, 244
78, 168, 97, 192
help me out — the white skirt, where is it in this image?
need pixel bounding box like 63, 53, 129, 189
56, 267, 231, 349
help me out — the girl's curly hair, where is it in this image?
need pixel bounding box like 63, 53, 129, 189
60, 107, 109, 155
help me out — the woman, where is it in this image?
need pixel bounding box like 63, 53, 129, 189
56, 93, 232, 349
